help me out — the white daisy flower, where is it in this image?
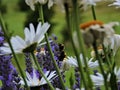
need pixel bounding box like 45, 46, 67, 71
63, 56, 78, 67
62, 54, 99, 70
25, 0, 54, 10
25, 0, 38, 11
87, 58, 99, 68
48, 0, 55, 9
90, 71, 111, 87
80, 0, 101, 10
81, 0, 101, 6
0, 22, 50, 54
80, 54, 99, 68
108, 0, 120, 8
90, 72, 104, 86
104, 34, 120, 56
37, 0, 48, 4
20, 69, 57, 86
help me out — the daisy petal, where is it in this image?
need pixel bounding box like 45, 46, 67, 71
29, 23, 35, 43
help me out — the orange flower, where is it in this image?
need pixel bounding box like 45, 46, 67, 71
80, 20, 103, 29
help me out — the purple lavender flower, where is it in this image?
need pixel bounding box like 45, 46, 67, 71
0, 27, 23, 90
0, 36, 4, 46
0, 27, 4, 46
52, 71, 65, 89
73, 69, 81, 89
35, 36, 66, 89
12, 68, 24, 90
0, 55, 23, 90
24, 53, 33, 77
118, 82, 120, 90
36, 36, 66, 71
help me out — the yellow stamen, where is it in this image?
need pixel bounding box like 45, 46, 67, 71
40, 48, 45, 55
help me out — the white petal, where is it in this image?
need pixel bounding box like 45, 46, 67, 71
40, 71, 50, 85
47, 71, 56, 81
34, 22, 50, 43
88, 58, 99, 68
32, 69, 40, 85
38, 40, 53, 46
0, 46, 11, 54
90, 73, 104, 86
11, 36, 24, 49
36, 22, 42, 35
15, 36, 26, 47
40, 71, 56, 85
37, 0, 47, 4
0, 37, 25, 54
3, 43, 9, 46
48, 0, 54, 9
29, 23, 36, 43
26, 71, 33, 83
24, 27, 31, 45
67, 57, 78, 67
25, 0, 36, 11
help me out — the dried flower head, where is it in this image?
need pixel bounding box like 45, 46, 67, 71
80, 20, 103, 30
80, 21, 118, 48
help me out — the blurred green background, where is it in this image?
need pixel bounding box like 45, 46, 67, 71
1, 0, 120, 69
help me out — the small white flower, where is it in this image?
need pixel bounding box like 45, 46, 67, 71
80, 54, 99, 68
80, 0, 101, 10
88, 58, 99, 68
25, 0, 38, 11
90, 72, 111, 86
64, 56, 78, 67
81, 0, 101, 5
62, 54, 99, 70
20, 69, 56, 86
108, 0, 120, 8
90, 72, 104, 86
37, 0, 48, 4
104, 34, 120, 56
0, 22, 50, 54
48, 0, 55, 9
25, 0, 54, 10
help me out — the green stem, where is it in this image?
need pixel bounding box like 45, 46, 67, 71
39, 5, 44, 23
91, 4, 109, 90
64, 3, 88, 90
38, 5, 66, 90
0, 12, 30, 90
72, 0, 93, 89
102, 46, 118, 90
91, 5, 96, 20
31, 52, 54, 90
102, 44, 112, 72
92, 41, 108, 90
